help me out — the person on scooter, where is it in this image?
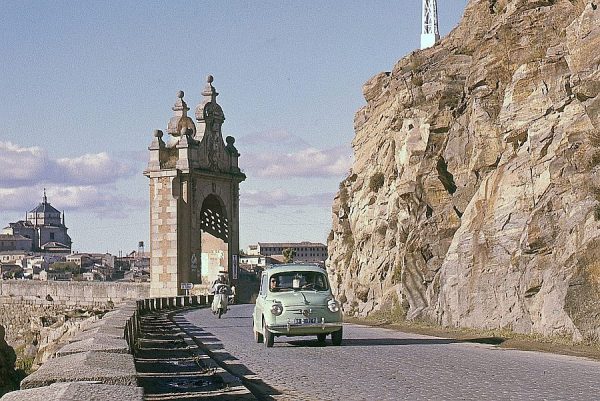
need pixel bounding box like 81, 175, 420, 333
211, 274, 228, 293
211, 274, 230, 316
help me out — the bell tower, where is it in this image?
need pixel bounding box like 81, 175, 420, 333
145, 75, 246, 297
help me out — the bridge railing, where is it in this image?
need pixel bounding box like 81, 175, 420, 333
125, 295, 212, 354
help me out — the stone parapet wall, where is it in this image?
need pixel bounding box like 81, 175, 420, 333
0, 281, 149, 307
1, 295, 211, 401
0, 281, 150, 376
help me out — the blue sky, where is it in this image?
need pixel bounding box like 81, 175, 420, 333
0, 1, 467, 254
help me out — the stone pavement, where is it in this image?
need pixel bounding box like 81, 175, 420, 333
182, 304, 600, 401
20, 351, 138, 389
0, 382, 143, 401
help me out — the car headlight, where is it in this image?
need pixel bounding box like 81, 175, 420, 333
327, 299, 340, 313
271, 303, 283, 316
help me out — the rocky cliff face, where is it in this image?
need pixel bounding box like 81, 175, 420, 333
328, 0, 600, 342
0, 304, 108, 375
0, 325, 21, 396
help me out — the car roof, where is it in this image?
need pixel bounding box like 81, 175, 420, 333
264, 263, 326, 275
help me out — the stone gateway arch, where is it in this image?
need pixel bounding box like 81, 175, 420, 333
144, 76, 246, 297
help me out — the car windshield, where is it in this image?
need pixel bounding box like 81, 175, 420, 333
269, 271, 329, 292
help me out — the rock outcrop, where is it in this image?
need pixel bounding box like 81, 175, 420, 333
0, 325, 21, 397
328, 0, 600, 342
1, 304, 109, 375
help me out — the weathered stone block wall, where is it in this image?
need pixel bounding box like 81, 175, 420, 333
0, 281, 149, 361
149, 172, 182, 298
0, 281, 149, 307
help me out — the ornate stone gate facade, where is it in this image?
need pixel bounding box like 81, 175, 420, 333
145, 76, 245, 297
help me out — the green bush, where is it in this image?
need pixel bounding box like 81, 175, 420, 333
50, 262, 79, 273
369, 172, 385, 192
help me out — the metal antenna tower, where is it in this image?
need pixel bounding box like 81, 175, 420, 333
421, 0, 440, 49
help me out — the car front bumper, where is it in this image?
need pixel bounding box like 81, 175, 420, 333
267, 320, 343, 335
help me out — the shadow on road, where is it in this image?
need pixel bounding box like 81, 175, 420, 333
287, 336, 504, 347
135, 312, 229, 401
173, 315, 283, 401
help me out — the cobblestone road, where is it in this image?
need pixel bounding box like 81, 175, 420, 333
179, 304, 600, 401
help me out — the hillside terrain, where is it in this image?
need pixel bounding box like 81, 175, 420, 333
328, 0, 600, 342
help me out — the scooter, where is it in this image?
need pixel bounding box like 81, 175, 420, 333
211, 284, 230, 318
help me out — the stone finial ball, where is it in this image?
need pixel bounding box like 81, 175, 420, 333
206, 75, 214, 83
154, 129, 163, 138
177, 90, 184, 99
226, 136, 235, 145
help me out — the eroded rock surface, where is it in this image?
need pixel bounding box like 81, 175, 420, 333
328, 0, 600, 342
0, 325, 21, 396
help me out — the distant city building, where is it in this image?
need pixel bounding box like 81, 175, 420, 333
39, 269, 72, 281
1, 190, 71, 253
239, 254, 281, 271
112, 245, 151, 282
0, 250, 29, 266
246, 244, 260, 256
65, 253, 115, 275
251, 241, 328, 264
0, 234, 32, 252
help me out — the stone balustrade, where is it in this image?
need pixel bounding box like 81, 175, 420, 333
0, 294, 213, 401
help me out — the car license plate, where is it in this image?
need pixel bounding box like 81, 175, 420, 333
294, 318, 317, 324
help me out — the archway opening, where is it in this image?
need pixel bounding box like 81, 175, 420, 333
199, 194, 229, 285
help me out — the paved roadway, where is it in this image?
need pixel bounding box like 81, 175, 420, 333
178, 304, 600, 401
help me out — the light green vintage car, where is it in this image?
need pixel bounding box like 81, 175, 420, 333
252, 264, 343, 347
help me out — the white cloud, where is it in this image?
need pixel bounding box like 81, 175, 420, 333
0, 141, 135, 186
55, 152, 133, 184
0, 141, 142, 218
48, 186, 144, 218
241, 188, 334, 209
0, 185, 144, 218
0, 142, 47, 185
237, 129, 353, 178
243, 145, 352, 178
238, 129, 310, 149
0, 188, 27, 210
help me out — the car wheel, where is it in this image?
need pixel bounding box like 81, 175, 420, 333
254, 323, 264, 343
331, 327, 343, 346
263, 319, 274, 348
317, 333, 327, 343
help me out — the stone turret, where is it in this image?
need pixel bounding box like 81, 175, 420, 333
144, 75, 245, 297
167, 90, 196, 137
145, 76, 242, 175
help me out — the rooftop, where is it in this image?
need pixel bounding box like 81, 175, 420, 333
28, 190, 62, 215
258, 241, 326, 248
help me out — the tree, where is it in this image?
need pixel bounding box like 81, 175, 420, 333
49, 262, 79, 273
283, 248, 296, 263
